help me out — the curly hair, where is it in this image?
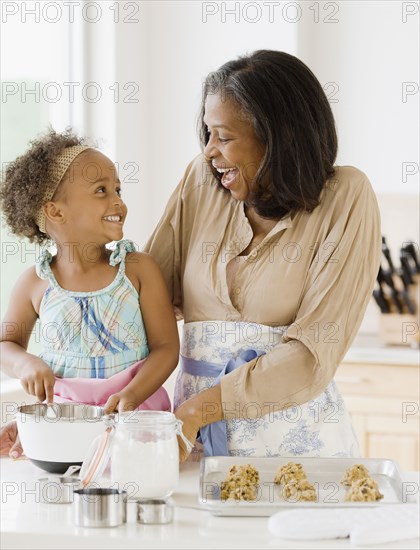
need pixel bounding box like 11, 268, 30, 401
199, 50, 338, 220
0, 127, 89, 244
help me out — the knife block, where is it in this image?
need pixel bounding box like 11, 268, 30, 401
378, 279, 419, 346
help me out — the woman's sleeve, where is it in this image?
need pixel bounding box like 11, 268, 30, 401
143, 187, 182, 316
220, 173, 382, 419
142, 155, 201, 318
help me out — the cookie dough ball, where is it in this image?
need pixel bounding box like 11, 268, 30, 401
221, 479, 258, 501
274, 462, 306, 486
228, 464, 260, 485
344, 476, 384, 502
220, 464, 260, 501
282, 478, 317, 502
341, 464, 370, 487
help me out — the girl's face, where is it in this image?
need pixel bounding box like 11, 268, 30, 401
203, 93, 266, 203
52, 150, 127, 244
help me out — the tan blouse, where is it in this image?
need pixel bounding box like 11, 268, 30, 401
143, 154, 381, 418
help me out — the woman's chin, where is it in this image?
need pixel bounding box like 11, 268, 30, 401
227, 187, 247, 202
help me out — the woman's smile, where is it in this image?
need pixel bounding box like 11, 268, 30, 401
203, 93, 266, 202
213, 164, 240, 189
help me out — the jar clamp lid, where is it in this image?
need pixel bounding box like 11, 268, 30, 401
79, 420, 114, 487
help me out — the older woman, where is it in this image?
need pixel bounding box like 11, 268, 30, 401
1, 50, 381, 461
144, 50, 381, 461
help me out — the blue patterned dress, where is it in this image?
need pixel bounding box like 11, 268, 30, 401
36, 240, 149, 379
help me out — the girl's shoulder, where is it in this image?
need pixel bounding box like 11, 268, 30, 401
10, 265, 48, 312
124, 251, 165, 289
20, 264, 47, 286
125, 251, 162, 275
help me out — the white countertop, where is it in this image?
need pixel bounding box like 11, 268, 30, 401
342, 334, 419, 365
1, 458, 419, 550
343, 345, 419, 365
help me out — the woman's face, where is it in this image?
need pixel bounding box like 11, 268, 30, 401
203, 93, 266, 203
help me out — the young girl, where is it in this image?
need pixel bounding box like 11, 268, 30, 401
0, 129, 179, 418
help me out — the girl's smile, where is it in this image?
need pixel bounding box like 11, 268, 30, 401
103, 214, 123, 223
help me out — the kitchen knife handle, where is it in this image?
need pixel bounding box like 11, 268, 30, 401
382, 245, 395, 273
372, 289, 390, 314
401, 289, 417, 315
390, 288, 404, 314
402, 242, 420, 273
400, 255, 415, 285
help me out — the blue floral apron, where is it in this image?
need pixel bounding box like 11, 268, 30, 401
174, 321, 360, 458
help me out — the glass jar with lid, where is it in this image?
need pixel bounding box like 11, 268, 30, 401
80, 411, 192, 499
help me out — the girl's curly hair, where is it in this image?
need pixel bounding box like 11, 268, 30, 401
0, 127, 88, 244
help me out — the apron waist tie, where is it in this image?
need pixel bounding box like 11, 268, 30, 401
180, 349, 266, 456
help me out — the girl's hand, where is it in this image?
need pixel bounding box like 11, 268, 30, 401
103, 390, 139, 414
20, 359, 55, 403
0, 420, 23, 458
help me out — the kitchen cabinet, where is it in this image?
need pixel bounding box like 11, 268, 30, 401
336, 344, 419, 471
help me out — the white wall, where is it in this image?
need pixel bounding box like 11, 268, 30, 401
298, 0, 419, 195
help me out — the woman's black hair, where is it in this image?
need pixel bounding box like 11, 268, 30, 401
199, 50, 338, 219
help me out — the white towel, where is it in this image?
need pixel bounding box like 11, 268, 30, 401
267, 504, 420, 546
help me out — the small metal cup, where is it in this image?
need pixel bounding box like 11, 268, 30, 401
74, 488, 127, 528
137, 498, 174, 524
39, 476, 80, 504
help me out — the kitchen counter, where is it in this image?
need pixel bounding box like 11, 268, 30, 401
1, 458, 419, 550
342, 334, 419, 365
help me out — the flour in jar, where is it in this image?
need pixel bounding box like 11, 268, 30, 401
110, 436, 179, 498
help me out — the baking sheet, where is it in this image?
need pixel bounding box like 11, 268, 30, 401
198, 456, 407, 516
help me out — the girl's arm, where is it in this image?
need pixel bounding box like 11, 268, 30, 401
0, 267, 55, 403
103, 253, 180, 413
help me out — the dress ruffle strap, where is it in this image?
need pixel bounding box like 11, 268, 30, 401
35, 240, 136, 280
109, 239, 137, 267
35, 248, 54, 281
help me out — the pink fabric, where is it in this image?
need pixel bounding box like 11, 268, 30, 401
53, 359, 171, 411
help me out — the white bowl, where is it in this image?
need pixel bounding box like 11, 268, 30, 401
17, 403, 106, 474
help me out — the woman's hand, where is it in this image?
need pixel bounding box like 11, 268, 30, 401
174, 384, 224, 462
0, 421, 23, 458
20, 359, 55, 403
174, 398, 202, 462
103, 390, 139, 414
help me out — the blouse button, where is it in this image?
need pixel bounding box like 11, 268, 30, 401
235, 288, 241, 295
